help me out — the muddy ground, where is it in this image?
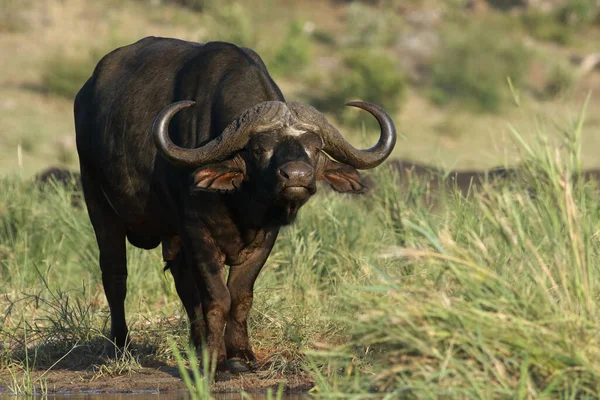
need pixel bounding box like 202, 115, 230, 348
0, 341, 313, 396
1, 368, 313, 395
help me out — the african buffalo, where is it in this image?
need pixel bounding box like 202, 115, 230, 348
35, 167, 81, 188
34, 167, 83, 208
388, 161, 515, 195
387, 160, 600, 206
74, 37, 396, 379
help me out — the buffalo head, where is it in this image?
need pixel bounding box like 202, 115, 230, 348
152, 100, 396, 224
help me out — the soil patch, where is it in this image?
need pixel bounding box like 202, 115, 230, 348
0, 366, 313, 396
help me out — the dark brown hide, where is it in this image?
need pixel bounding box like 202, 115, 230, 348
74, 38, 396, 380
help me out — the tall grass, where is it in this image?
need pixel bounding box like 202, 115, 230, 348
0, 178, 184, 372
308, 103, 600, 397
2, 104, 600, 397
170, 340, 215, 400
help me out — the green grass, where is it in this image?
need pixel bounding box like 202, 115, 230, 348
268, 20, 313, 78
5, 327, 47, 396
3, 0, 600, 392
170, 340, 215, 400
2, 104, 600, 397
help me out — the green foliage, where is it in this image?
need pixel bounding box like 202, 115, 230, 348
268, 21, 313, 78
342, 2, 400, 48
522, 0, 599, 44
204, 2, 255, 47
557, 0, 600, 27
429, 21, 530, 113
310, 106, 600, 397
5, 328, 48, 396
521, 10, 573, 44
543, 62, 577, 99
314, 49, 406, 122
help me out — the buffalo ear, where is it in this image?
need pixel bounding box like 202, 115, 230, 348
320, 159, 369, 194
191, 158, 246, 193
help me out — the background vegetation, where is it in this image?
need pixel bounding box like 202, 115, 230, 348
1, 0, 600, 176
2, 0, 600, 397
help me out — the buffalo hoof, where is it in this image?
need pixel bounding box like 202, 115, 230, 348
227, 358, 253, 374
215, 369, 231, 382
98, 339, 131, 359
248, 358, 259, 371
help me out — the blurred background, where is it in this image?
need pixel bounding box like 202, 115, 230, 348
0, 0, 599, 177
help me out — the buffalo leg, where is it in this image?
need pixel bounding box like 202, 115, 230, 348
184, 237, 231, 381
164, 240, 205, 347
80, 167, 129, 350
225, 229, 278, 373
197, 268, 230, 381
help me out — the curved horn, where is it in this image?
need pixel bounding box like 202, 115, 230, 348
153, 100, 288, 168
288, 101, 396, 169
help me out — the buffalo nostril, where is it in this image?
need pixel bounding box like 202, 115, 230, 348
278, 162, 314, 182
279, 168, 291, 179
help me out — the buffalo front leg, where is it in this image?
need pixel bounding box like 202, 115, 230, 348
185, 238, 231, 381
225, 229, 278, 374
164, 237, 205, 347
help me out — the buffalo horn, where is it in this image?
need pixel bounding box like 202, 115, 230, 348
153, 100, 288, 168
287, 101, 396, 170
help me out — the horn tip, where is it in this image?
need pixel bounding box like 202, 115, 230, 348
344, 100, 380, 110
344, 100, 363, 107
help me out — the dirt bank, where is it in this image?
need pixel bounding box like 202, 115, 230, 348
0, 366, 313, 396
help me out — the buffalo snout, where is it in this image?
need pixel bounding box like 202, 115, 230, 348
277, 161, 315, 190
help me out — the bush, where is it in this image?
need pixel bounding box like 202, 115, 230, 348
542, 62, 577, 99
342, 2, 400, 48
522, 0, 599, 44
521, 10, 573, 44
314, 49, 406, 123
428, 22, 530, 113
557, 0, 600, 27
268, 21, 313, 78
204, 2, 255, 47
